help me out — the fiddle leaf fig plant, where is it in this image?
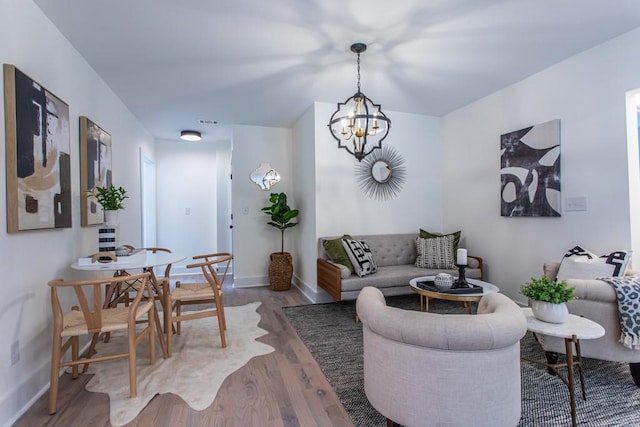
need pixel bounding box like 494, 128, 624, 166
520, 276, 575, 304
94, 185, 128, 210
261, 192, 299, 253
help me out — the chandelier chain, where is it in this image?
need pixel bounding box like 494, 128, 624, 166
356, 52, 361, 93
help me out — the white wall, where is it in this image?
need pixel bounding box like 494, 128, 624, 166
0, 0, 154, 425
155, 139, 232, 273
231, 125, 293, 287
442, 27, 640, 305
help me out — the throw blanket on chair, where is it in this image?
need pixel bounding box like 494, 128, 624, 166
600, 276, 640, 350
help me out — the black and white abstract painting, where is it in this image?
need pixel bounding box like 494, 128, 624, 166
500, 119, 561, 217
4, 64, 71, 232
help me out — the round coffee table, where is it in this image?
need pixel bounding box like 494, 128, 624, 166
409, 276, 499, 313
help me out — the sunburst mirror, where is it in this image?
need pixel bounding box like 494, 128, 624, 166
355, 145, 406, 200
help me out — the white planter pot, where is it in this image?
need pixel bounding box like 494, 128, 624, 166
531, 300, 568, 324
103, 209, 119, 227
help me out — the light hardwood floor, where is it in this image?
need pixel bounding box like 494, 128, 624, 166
15, 279, 354, 427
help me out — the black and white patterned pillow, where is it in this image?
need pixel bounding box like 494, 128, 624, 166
341, 239, 378, 277
415, 235, 455, 269
556, 245, 632, 281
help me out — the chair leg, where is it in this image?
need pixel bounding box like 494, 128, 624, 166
218, 297, 227, 331
167, 309, 174, 358
176, 301, 182, 335
630, 363, 640, 386
48, 335, 62, 415
71, 336, 79, 379
128, 324, 137, 398
149, 307, 156, 365
82, 332, 100, 373
216, 300, 226, 348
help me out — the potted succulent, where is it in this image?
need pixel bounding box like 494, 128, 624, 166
261, 192, 299, 291
521, 276, 575, 323
94, 185, 128, 226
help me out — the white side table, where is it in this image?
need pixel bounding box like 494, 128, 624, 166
522, 308, 605, 427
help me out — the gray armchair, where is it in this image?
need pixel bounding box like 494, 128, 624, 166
538, 262, 640, 386
356, 286, 527, 427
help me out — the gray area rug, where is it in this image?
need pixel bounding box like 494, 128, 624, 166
283, 295, 640, 426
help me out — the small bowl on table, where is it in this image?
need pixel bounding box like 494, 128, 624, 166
434, 273, 454, 290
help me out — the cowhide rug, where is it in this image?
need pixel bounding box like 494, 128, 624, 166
84, 302, 273, 426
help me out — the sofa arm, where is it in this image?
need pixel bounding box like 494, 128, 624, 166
564, 278, 617, 303
317, 258, 343, 301
468, 255, 484, 280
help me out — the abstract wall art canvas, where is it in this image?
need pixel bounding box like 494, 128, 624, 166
80, 116, 112, 226
500, 119, 561, 217
3, 64, 72, 232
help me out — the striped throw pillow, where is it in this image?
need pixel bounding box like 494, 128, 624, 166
415, 235, 455, 269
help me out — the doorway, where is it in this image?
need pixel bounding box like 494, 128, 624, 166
154, 139, 232, 275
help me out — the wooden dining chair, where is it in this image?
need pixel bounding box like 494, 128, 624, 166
165, 252, 233, 356
48, 272, 156, 415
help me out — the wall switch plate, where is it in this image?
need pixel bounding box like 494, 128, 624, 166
185, 207, 191, 215
564, 197, 587, 212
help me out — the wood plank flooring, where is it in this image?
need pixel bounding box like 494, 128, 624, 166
14, 280, 354, 427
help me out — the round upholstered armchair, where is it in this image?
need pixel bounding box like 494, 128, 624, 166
356, 286, 527, 427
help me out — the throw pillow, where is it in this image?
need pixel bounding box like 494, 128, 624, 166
556, 245, 632, 281
415, 235, 456, 269
322, 235, 354, 273
420, 229, 461, 261
341, 239, 378, 277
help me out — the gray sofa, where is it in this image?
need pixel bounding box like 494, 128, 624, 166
357, 286, 526, 426
317, 233, 483, 301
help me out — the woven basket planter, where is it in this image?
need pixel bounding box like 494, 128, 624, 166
269, 252, 293, 291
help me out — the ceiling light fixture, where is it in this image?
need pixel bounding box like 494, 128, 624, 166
180, 130, 202, 141
328, 43, 391, 162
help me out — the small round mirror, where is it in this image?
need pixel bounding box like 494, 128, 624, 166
371, 160, 392, 183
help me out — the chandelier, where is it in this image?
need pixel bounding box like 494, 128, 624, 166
328, 43, 391, 162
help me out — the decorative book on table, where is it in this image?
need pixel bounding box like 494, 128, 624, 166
416, 280, 483, 294
77, 248, 146, 266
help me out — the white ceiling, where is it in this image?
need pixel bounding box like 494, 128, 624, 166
33, 0, 640, 142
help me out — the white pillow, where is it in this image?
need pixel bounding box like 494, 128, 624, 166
415, 235, 456, 269
341, 239, 378, 277
556, 245, 631, 281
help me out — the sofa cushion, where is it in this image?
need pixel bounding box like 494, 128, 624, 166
322, 235, 354, 273
342, 238, 378, 277
415, 235, 455, 269
557, 245, 631, 281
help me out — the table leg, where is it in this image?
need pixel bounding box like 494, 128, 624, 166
424, 296, 429, 312
145, 268, 169, 358
564, 336, 577, 427
574, 336, 587, 400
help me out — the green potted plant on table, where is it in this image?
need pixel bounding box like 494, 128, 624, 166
94, 185, 128, 226
261, 192, 299, 291
521, 276, 575, 324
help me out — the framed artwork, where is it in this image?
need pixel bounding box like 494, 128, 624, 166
80, 116, 112, 226
3, 64, 71, 232
500, 119, 561, 217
